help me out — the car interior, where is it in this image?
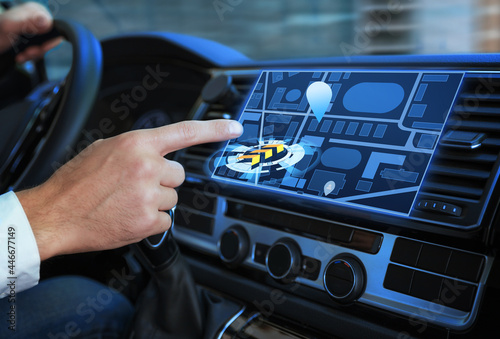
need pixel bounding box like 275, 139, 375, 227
0, 1, 499, 338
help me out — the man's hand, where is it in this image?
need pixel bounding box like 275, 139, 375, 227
0, 2, 61, 63
17, 119, 243, 260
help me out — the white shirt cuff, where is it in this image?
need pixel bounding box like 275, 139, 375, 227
0, 191, 40, 298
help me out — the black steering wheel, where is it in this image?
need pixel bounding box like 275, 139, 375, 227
0, 19, 102, 192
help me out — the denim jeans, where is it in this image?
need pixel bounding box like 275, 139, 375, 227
0, 275, 134, 338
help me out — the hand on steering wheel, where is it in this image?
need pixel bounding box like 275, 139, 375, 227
0, 2, 61, 63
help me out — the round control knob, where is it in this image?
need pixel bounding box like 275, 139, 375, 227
323, 254, 365, 303
201, 74, 240, 106
218, 226, 249, 267
266, 239, 301, 281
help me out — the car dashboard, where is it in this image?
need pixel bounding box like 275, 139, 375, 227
92, 33, 500, 338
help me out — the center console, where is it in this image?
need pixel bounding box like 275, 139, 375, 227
172, 59, 499, 338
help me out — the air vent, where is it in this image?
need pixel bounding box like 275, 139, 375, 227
416, 73, 500, 226
180, 71, 259, 176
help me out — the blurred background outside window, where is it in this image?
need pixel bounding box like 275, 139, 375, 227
7, 0, 500, 77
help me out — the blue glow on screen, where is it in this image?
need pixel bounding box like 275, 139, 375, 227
212, 70, 465, 216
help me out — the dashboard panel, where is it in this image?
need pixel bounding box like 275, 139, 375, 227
98, 34, 500, 338
174, 67, 499, 338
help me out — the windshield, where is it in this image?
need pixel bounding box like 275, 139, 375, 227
34, 0, 495, 63
51, 0, 493, 59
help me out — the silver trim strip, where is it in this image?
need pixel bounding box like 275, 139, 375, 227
216, 306, 246, 339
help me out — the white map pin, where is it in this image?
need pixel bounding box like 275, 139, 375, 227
306, 81, 332, 122
324, 181, 336, 196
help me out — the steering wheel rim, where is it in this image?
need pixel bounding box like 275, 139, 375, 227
9, 19, 102, 191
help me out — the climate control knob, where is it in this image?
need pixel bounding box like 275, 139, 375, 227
218, 226, 249, 267
323, 254, 365, 303
266, 239, 301, 281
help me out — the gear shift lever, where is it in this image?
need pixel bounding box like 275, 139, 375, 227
130, 209, 244, 339
129, 209, 204, 339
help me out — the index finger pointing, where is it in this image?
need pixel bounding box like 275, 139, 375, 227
147, 119, 243, 155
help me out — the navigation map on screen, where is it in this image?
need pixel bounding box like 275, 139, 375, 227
212, 70, 464, 215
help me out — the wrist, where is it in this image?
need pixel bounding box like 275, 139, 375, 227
16, 186, 64, 260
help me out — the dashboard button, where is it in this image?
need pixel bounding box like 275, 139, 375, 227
384, 264, 414, 294
254, 243, 270, 265
442, 203, 462, 216
266, 239, 302, 281
218, 226, 249, 267
446, 251, 484, 282
391, 238, 422, 267
178, 187, 217, 214
329, 275, 353, 297
327, 260, 353, 281
440, 279, 476, 312
301, 256, 321, 281
174, 208, 214, 235
410, 271, 443, 302
416, 199, 462, 216
220, 232, 239, 259
324, 254, 365, 303
327, 224, 354, 243
417, 244, 451, 274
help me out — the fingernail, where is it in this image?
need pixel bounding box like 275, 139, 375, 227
229, 121, 243, 136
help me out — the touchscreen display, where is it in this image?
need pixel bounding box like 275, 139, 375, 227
212, 70, 464, 215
